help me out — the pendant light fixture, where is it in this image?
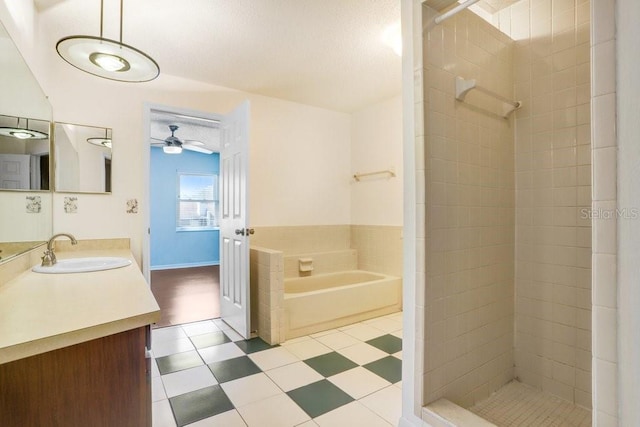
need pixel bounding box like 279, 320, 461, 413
56, 0, 159, 82
87, 128, 112, 148
0, 117, 48, 140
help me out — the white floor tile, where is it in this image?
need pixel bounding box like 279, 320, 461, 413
152, 376, 167, 402
265, 361, 324, 392
198, 342, 245, 364
359, 385, 402, 425
394, 381, 402, 389
340, 324, 387, 341
393, 350, 402, 360
181, 320, 220, 337
153, 326, 187, 343
212, 319, 232, 330
295, 421, 319, 426
222, 328, 245, 342
391, 329, 403, 339
284, 339, 332, 360
236, 393, 310, 427
337, 342, 388, 365
327, 367, 391, 399
364, 318, 402, 333
282, 335, 312, 345
161, 365, 218, 398
221, 373, 282, 408
248, 347, 299, 371
152, 358, 161, 378
315, 331, 360, 350
310, 328, 338, 338
314, 401, 391, 427
185, 409, 247, 427
152, 337, 195, 358
152, 399, 177, 427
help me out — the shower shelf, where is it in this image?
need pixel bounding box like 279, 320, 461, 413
455, 76, 522, 118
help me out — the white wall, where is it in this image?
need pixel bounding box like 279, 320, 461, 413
350, 95, 403, 225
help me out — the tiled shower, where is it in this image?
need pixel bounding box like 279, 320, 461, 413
419, 0, 597, 421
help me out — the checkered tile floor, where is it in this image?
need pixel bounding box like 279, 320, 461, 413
152, 312, 403, 427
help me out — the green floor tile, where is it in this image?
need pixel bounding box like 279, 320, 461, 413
169, 385, 234, 426
208, 355, 262, 383
304, 351, 358, 377
190, 331, 231, 349
156, 350, 203, 375
287, 380, 354, 418
235, 337, 277, 354
366, 334, 403, 354
363, 355, 402, 383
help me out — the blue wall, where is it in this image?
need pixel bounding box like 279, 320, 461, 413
150, 147, 220, 269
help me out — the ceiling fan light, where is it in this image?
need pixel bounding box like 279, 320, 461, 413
163, 145, 182, 154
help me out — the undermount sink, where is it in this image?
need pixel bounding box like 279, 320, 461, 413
32, 257, 132, 274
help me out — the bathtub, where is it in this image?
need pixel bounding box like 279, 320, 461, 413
284, 270, 402, 339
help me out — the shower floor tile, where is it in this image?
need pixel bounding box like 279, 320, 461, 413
469, 381, 592, 426
152, 311, 403, 427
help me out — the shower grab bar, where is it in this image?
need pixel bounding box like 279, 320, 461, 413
455, 76, 522, 118
353, 169, 396, 182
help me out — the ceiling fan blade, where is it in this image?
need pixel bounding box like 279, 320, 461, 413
183, 140, 205, 146
182, 145, 213, 154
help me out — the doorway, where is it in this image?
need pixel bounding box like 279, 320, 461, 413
147, 107, 222, 328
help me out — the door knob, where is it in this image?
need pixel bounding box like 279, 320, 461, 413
235, 228, 255, 236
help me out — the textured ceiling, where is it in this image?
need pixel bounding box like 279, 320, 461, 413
35, 0, 402, 113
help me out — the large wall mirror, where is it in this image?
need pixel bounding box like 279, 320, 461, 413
0, 21, 53, 263
54, 123, 112, 193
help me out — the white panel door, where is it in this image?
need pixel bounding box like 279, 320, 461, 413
0, 154, 30, 189
219, 101, 251, 339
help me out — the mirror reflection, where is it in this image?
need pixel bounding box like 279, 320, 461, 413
54, 123, 112, 193
0, 114, 50, 190
0, 20, 53, 264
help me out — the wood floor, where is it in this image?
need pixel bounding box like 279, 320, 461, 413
150, 265, 220, 328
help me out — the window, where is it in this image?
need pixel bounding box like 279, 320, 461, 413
177, 173, 218, 231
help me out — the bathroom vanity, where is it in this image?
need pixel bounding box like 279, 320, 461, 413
0, 244, 160, 427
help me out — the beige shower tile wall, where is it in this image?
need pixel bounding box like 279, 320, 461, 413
590, 0, 617, 424
499, 0, 592, 408
422, 7, 515, 408
249, 247, 284, 345
250, 225, 350, 254
351, 225, 403, 277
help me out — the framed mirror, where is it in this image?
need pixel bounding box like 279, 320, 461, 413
54, 123, 112, 193
0, 21, 53, 263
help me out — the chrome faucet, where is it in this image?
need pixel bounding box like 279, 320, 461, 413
41, 233, 78, 267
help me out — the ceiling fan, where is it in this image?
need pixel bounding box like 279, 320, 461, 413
151, 125, 213, 154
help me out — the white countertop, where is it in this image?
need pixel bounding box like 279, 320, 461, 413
0, 249, 160, 364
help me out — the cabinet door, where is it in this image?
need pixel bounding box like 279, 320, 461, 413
0, 327, 150, 427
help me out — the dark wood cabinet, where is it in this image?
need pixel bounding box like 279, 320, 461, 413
0, 326, 151, 427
